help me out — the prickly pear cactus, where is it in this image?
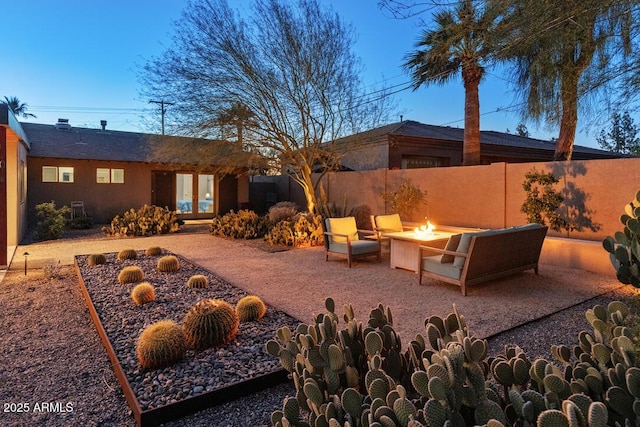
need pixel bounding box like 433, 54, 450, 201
603, 189, 640, 286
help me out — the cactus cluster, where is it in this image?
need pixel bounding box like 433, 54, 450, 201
268, 298, 640, 427
236, 295, 267, 322
186, 274, 208, 289
604, 189, 640, 287
87, 253, 106, 266
131, 282, 155, 305
183, 299, 239, 349
117, 248, 138, 261
117, 266, 144, 284
145, 246, 163, 256
136, 320, 186, 370
157, 255, 180, 273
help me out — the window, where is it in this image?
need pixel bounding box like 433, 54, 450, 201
42, 166, 74, 183
97, 168, 125, 183
111, 169, 124, 183
401, 156, 446, 169
42, 166, 57, 182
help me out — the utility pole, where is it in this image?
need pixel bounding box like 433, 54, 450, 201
149, 100, 174, 135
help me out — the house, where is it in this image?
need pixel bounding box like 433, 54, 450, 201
0, 104, 30, 267
1, 112, 252, 267
334, 120, 619, 170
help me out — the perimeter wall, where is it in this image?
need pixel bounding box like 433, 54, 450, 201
306, 158, 640, 275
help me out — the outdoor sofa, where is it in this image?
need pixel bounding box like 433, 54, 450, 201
418, 223, 548, 295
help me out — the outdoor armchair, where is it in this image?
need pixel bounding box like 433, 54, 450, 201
370, 213, 414, 246
323, 217, 381, 267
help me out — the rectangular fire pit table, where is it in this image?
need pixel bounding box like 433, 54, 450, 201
384, 230, 455, 273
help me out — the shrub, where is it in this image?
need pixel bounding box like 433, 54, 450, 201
263, 213, 323, 247
35, 201, 70, 241
117, 266, 144, 284
145, 246, 163, 256
66, 215, 93, 230
380, 179, 426, 221
157, 255, 179, 272
350, 203, 373, 230
236, 295, 267, 322
182, 299, 239, 349
131, 282, 155, 305
209, 210, 269, 239
102, 204, 180, 237
267, 202, 298, 224
136, 320, 186, 370
117, 248, 137, 261
186, 274, 208, 289
521, 168, 568, 232
87, 253, 107, 266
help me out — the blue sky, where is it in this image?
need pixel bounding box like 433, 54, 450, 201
1, 0, 605, 147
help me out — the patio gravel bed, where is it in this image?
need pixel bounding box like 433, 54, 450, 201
75, 249, 301, 419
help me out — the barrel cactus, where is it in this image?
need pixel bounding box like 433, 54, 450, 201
183, 299, 239, 349
186, 274, 208, 289
157, 255, 180, 272
604, 189, 640, 287
145, 246, 163, 256
236, 295, 267, 322
131, 282, 156, 305
136, 320, 186, 370
87, 253, 106, 266
118, 266, 144, 284
117, 248, 138, 261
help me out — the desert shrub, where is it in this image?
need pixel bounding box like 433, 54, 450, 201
186, 274, 208, 289
236, 295, 267, 322
117, 266, 144, 284
209, 209, 269, 239
521, 168, 568, 232
380, 179, 426, 221
35, 201, 70, 241
131, 282, 155, 305
350, 203, 373, 230
145, 246, 163, 256
66, 215, 93, 230
117, 248, 138, 261
157, 255, 180, 273
136, 320, 186, 370
263, 213, 323, 247
87, 253, 107, 266
102, 204, 180, 237
182, 299, 239, 349
267, 202, 298, 224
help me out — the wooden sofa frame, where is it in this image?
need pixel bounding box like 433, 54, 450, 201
418, 225, 548, 295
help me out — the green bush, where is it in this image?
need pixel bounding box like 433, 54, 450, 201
35, 201, 70, 241
102, 204, 180, 237
66, 215, 93, 230
263, 213, 323, 247
209, 209, 269, 239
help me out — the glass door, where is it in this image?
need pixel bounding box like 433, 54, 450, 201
198, 174, 214, 213
176, 173, 193, 214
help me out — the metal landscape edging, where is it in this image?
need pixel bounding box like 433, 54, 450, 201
74, 257, 291, 427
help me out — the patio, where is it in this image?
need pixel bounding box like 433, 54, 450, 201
0, 223, 632, 426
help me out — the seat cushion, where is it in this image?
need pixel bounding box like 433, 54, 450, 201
326, 217, 358, 243
422, 255, 462, 280
328, 240, 379, 255
374, 214, 403, 232
441, 234, 462, 263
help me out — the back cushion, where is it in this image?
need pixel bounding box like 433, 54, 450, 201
327, 217, 358, 243
441, 234, 462, 263
375, 214, 403, 232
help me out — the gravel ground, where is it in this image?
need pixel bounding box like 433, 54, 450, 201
1, 225, 637, 426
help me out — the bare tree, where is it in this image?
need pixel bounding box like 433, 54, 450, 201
140, 0, 393, 213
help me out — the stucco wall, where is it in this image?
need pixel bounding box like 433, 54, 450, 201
313, 158, 640, 242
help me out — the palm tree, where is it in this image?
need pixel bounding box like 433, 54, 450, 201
2, 96, 37, 118
404, 0, 500, 166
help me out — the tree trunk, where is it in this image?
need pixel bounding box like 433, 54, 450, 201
462, 66, 482, 166
554, 73, 579, 161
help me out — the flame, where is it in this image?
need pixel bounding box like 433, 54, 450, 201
414, 221, 435, 237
